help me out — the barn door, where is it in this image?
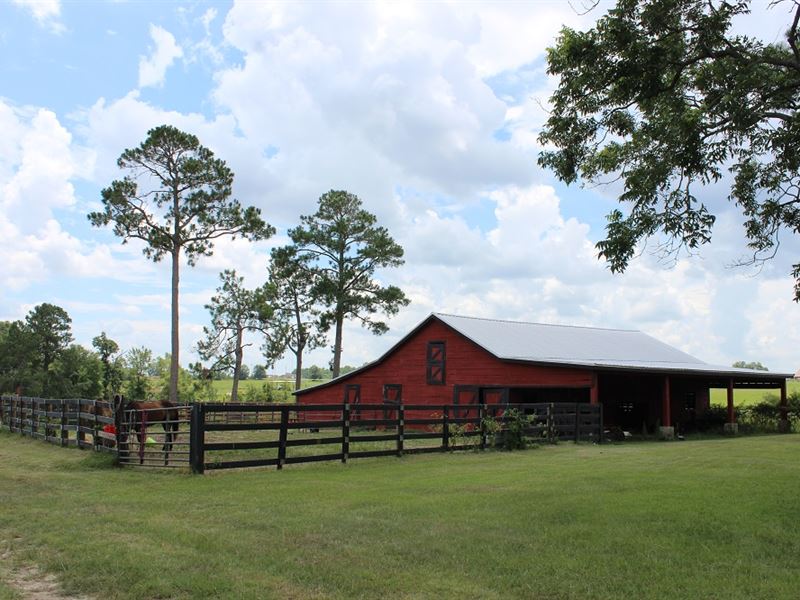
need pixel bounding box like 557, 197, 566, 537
345, 384, 361, 421
453, 385, 479, 419
481, 387, 509, 420
383, 384, 402, 421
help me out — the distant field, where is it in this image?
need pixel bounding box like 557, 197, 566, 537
710, 379, 798, 407
206, 378, 326, 402
1, 431, 798, 598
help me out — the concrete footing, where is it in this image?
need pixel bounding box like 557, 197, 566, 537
658, 426, 675, 440
723, 422, 738, 435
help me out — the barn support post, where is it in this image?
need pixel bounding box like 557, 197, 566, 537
189, 403, 206, 475
342, 403, 350, 463
396, 401, 404, 457
778, 379, 790, 433
724, 378, 738, 435
660, 376, 674, 440
590, 373, 599, 405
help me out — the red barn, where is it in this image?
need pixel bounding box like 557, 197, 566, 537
295, 313, 790, 436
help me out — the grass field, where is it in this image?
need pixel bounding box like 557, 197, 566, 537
1, 430, 799, 598
709, 379, 798, 406
206, 378, 323, 402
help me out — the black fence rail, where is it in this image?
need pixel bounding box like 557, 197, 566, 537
0, 395, 116, 453
191, 401, 602, 474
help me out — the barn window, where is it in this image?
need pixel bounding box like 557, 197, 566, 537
426, 341, 446, 385
684, 392, 696, 412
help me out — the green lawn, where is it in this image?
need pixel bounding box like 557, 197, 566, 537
1, 430, 799, 599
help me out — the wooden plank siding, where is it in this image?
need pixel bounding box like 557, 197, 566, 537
297, 318, 594, 423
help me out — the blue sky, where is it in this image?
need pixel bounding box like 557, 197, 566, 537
1, 0, 798, 376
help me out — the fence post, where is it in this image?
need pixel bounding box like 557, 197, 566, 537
547, 402, 554, 444
598, 403, 604, 444
277, 406, 289, 470
442, 405, 450, 451
114, 399, 127, 464
92, 400, 99, 452
31, 398, 37, 438
60, 400, 68, 446
190, 403, 205, 475
574, 402, 580, 443
396, 401, 404, 457
479, 400, 487, 451
342, 403, 350, 464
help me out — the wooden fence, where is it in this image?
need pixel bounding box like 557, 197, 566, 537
190, 401, 602, 474
0, 395, 116, 453
1, 396, 602, 473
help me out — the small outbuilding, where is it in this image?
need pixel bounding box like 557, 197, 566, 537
295, 313, 791, 436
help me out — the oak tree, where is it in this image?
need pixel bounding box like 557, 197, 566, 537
539, 0, 800, 298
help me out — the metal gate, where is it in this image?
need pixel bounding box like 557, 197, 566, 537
117, 405, 191, 468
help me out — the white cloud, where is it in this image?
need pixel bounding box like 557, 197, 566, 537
138, 24, 184, 89
12, 0, 64, 34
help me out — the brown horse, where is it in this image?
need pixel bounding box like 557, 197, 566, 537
117, 395, 180, 465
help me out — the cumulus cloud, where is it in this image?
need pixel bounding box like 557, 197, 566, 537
12, 0, 64, 34
138, 24, 184, 89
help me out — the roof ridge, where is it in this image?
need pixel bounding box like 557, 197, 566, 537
434, 312, 640, 333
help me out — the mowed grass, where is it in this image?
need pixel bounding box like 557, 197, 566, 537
709, 378, 798, 406
1, 431, 799, 599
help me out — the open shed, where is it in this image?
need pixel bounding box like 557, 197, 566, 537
295, 313, 791, 436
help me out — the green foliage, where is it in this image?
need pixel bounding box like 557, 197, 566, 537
196, 270, 274, 401
288, 190, 409, 377
481, 409, 540, 450
251, 364, 267, 380
123, 346, 153, 400
88, 124, 274, 402
265, 245, 327, 389
732, 360, 768, 371
501, 408, 537, 450
26, 303, 73, 397
92, 332, 123, 399
539, 0, 800, 299
49, 345, 104, 400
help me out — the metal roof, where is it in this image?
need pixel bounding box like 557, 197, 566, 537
295, 313, 790, 395
434, 313, 792, 378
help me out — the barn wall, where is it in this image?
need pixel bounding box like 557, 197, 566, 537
297, 318, 594, 410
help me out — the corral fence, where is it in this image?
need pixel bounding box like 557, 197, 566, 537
1, 396, 602, 473
191, 401, 603, 474
116, 404, 192, 469
0, 395, 116, 453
